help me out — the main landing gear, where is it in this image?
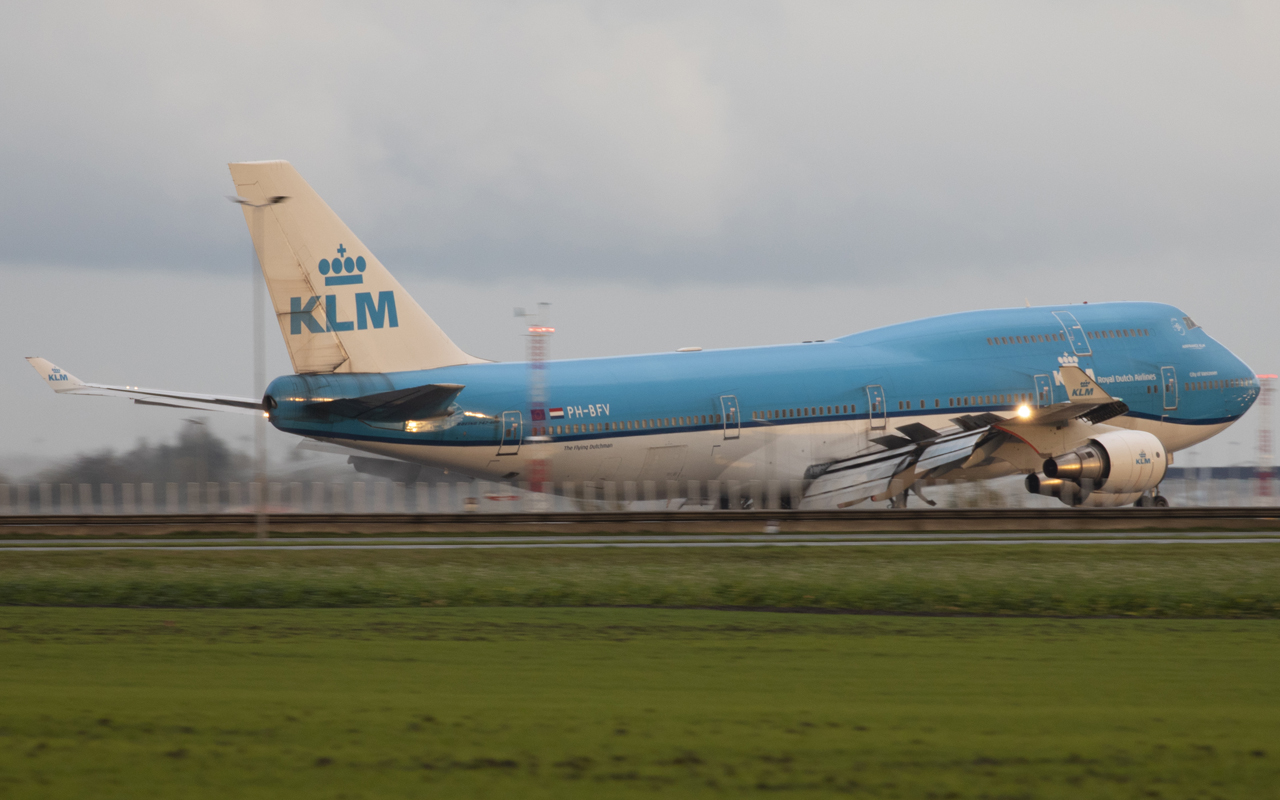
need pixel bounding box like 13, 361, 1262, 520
1134, 489, 1169, 508
887, 485, 937, 509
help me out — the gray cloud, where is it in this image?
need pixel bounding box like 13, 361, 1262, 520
3, 2, 1278, 283
1, 2, 1277, 469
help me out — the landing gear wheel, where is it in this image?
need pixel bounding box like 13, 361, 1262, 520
1135, 492, 1169, 508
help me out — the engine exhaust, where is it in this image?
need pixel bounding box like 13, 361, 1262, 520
1043, 443, 1108, 482
1025, 473, 1088, 505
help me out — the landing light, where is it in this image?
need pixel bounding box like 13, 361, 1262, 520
1017, 404, 1032, 419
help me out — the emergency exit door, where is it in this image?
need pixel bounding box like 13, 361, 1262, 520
1161, 366, 1178, 410
497, 410, 522, 455
1034, 374, 1054, 407
866, 385, 886, 429
719, 395, 740, 439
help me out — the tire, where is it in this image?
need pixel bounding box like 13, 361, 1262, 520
1153, 495, 1169, 508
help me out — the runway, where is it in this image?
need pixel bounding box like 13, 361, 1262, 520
3, 508, 1278, 537
3, 531, 1278, 552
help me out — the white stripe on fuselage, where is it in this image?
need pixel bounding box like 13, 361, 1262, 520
319, 412, 1231, 486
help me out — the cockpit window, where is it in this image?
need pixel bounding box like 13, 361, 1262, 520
1182, 316, 1200, 330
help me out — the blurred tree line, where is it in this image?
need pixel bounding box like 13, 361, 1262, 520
35, 422, 251, 486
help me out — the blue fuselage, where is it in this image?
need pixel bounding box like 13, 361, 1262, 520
266, 302, 1257, 479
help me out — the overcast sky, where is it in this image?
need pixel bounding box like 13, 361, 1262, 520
2, 2, 1277, 476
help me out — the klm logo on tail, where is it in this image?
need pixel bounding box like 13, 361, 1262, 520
290, 293, 398, 334
319, 244, 365, 286
291, 245, 398, 335
48, 368, 69, 382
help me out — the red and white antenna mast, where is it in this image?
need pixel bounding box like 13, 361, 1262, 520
517, 303, 553, 509
1258, 374, 1276, 501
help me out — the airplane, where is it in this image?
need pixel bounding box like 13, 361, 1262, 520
27, 161, 1262, 509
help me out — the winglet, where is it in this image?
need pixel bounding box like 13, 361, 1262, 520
26, 357, 86, 393
1058, 365, 1116, 404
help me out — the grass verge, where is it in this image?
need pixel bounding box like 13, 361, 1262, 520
1, 544, 1279, 616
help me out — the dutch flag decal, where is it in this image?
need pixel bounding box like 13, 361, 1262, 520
549, 408, 564, 419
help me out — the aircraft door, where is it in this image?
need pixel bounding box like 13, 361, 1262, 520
498, 410, 522, 455
1034, 374, 1054, 407
1052, 311, 1092, 356
1161, 366, 1178, 410
719, 395, 740, 439
866, 385, 886, 429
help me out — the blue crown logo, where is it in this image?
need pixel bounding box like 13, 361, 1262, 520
319, 244, 365, 286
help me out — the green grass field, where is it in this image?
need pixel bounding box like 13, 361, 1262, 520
3, 545, 1279, 797
2, 608, 1278, 798
1, 544, 1279, 616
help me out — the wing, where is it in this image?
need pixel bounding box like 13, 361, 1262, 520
800, 425, 993, 509
26, 357, 263, 416
799, 366, 1129, 509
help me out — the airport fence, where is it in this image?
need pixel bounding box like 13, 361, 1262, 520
0, 471, 1274, 514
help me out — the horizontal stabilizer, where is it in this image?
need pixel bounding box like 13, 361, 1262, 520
26, 357, 263, 416
306, 383, 464, 422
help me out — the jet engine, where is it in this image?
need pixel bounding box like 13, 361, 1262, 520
1026, 430, 1168, 506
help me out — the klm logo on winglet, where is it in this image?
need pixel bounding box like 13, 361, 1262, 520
1070, 380, 1094, 398
289, 292, 399, 334
48, 368, 69, 382
319, 244, 365, 286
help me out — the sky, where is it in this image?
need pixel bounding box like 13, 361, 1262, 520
2, 1, 1278, 478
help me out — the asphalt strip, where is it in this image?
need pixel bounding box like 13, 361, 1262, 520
3, 537, 1280, 552
0, 531, 1275, 547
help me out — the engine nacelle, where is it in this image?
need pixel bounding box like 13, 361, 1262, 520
1039, 430, 1168, 496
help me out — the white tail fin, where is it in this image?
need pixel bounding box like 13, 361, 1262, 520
228, 160, 481, 374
